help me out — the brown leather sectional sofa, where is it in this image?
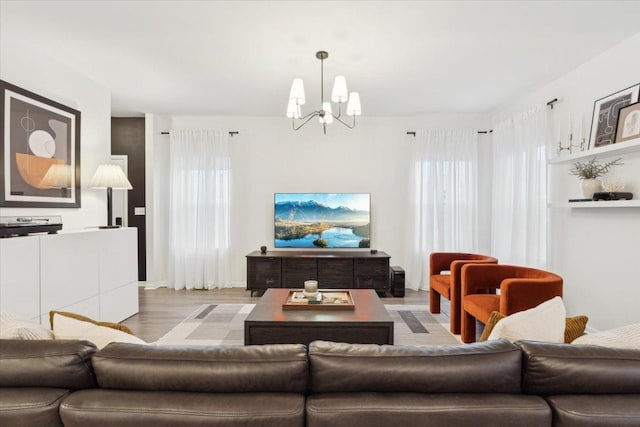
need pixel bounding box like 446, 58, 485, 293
1, 338, 639, 426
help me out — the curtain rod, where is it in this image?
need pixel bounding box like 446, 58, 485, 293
161, 131, 239, 136
406, 97, 558, 136
406, 130, 493, 136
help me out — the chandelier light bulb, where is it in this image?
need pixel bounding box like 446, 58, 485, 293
286, 99, 301, 118
331, 75, 348, 103
346, 92, 362, 116
322, 102, 333, 123
289, 78, 306, 105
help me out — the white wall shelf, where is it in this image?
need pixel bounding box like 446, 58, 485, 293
548, 137, 640, 164
549, 200, 640, 208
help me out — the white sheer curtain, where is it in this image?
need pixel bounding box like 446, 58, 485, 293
491, 105, 547, 268
406, 129, 479, 289
168, 130, 231, 290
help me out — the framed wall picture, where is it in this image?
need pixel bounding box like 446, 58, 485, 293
588, 83, 639, 149
1, 80, 81, 208
615, 102, 640, 144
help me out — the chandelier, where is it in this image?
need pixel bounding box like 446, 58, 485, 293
286, 51, 362, 134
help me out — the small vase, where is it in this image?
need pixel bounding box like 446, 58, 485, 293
581, 178, 602, 198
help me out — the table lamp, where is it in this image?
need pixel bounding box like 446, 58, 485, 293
90, 164, 132, 229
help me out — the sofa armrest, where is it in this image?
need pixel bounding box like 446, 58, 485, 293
450, 258, 497, 294
0, 339, 96, 389
500, 278, 563, 315
461, 264, 513, 295
430, 252, 475, 275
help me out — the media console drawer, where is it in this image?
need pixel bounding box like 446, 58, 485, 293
246, 250, 390, 293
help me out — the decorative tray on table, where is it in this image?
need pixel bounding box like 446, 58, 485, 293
283, 290, 355, 310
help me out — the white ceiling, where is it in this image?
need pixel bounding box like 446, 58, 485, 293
1, 1, 639, 117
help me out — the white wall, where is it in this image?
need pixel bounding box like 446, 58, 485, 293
0, 39, 112, 229
145, 113, 171, 288
147, 114, 489, 288
492, 33, 640, 330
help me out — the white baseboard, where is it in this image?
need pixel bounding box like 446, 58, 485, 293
138, 282, 245, 290
141, 281, 167, 290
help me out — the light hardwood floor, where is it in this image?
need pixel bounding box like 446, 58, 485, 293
122, 287, 447, 342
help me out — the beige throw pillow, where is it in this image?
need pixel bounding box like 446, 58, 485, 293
572, 323, 640, 349
52, 312, 146, 349
0, 312, 54, 340
480, 311, 588, 344
487, 297, 566, 343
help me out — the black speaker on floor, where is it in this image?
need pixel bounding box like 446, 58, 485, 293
390, 266, 405, 297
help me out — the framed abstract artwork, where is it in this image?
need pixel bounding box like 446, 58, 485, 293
1, 80, 81, 207
615, 102, 640, 144
588, 83, 639, 149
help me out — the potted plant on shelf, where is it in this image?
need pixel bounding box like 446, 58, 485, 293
569, 157, 623, 198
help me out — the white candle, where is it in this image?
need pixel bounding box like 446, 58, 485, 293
304, 280, 318, 293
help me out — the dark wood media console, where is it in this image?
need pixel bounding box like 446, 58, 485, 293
246, 250, 390, 293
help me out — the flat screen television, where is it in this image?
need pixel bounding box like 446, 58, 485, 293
274, 193, 370, 249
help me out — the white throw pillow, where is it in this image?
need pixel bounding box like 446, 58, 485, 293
0, 312, 54, 340
52, 312, 146, 349
572, 323, 640, 349
487, 296, 566, 343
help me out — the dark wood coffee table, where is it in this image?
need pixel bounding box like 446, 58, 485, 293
244, 288, 394, 345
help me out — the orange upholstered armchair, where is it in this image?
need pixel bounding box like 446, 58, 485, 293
461, 264, 563, 343
429, 252, 498, 334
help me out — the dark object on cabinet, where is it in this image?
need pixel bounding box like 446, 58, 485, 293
390, 266, 405, 297
0, 222, 62, 238
592, 191, 633, 201
246, 250, 390, 293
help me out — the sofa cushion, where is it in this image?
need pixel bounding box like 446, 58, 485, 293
51, 312, 146, 349
430, 275, 451, 298
307, 393, 550, 427
92, 343, 308, 393
487, 297, 565, 343
546, 395, 640, 427
518, 340, 640, 395
0, 339, 96, 389
309, 339, 522, 393
61, 389, 304, 427
0, 387, 69, 427
0, 388, 68, 427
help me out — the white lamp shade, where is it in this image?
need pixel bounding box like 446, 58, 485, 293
39, 164, 73, 188
331, 75, 348, 103
90, 164, 132, 189
286, 99, 301, 118
346, 92, 362, 116
289, 78, 306, 105
318, 102, 333, 124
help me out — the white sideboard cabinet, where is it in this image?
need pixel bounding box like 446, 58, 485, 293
0, 227, 139, 325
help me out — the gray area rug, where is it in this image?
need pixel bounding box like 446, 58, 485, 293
156, 304, 460, 346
